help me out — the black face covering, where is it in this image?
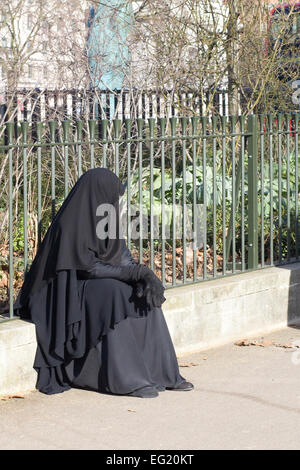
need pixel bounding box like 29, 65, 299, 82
15, 168, 126, 309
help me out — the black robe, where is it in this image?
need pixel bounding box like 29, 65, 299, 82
15, 168, 185, 395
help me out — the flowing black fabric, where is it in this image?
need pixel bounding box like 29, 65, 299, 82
14, 168, 184, 395
33, 275, 184, 395
64, 299, 185, 395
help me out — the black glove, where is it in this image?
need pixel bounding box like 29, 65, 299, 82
138, 267, 166, 309
119, 244, 166, 308
135, 281, 144, 298
78, 259, 166, 309
77, 260, 144, 282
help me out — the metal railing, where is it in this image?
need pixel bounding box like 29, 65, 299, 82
0, 112, 299, 320
0, 87, 233, 124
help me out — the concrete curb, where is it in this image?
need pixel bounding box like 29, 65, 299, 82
1, 262, 300, 395
164, 263, 300, 354
0, 319, 37, 396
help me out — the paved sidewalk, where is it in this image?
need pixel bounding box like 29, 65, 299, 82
1, 326, 300, 450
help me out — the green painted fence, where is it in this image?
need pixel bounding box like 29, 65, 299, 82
0, 113, 299, 320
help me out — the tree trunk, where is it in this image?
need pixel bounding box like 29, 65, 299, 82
226, 0, 239, 116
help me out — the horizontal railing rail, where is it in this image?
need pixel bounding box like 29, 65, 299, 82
0, 87, 234, 125
0, 112, 299, 321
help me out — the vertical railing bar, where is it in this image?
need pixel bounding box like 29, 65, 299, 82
36, 121, 43, 247
149, 118, 155, 272
89, 119, 96, 169
160, 118, 166, 285
240, 115, 246, 272
260, 114, 265, 268
295, 113, 299, 259
113, 119, 121, 176
212, 115, 217, 277
278, 113, 283, 263
7, 123, 14, 319
247, 114, 259, 270
181, 117, 187, 283
76, 120, 83, 178
269, 114, 274, 266
49, 121, 57, 221
21, 121, 29, 272
221, 116, 227, 275
125, 119, 132, 251
101, 119, 108, 168
231, 115, 236, 274
106, 90, 110, 120
202, 116, 207, 280
286, 112, 291, 261
62, 120, 70, 198
137, 118, 144, 264
142, 93, 146, 119
170, 117, 177, 286
191, 116, 198, 282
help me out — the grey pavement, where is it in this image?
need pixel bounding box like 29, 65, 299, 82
1, 326, 300, 450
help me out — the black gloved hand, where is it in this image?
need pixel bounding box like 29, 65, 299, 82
78, 259, 166, 309
135, 281, 144, 298
139, 268, 166, 309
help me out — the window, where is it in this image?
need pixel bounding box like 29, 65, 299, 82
43, 66, 48, 80
27, 15, 33, 29
28, 65, 33, 78
1, 37, 7, 48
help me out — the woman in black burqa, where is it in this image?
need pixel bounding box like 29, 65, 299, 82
15, 168, 193, 398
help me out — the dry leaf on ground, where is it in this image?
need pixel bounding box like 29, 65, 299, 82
235, 339, 250, 347
235, 339, 300, 349
235, 339, 274, 347
0, 394, 25, 401
275, 343, 300, 349
179, 362, 199, 367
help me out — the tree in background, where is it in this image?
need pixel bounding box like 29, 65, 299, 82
130, 0, 300, 114
1, 0, 300, 117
